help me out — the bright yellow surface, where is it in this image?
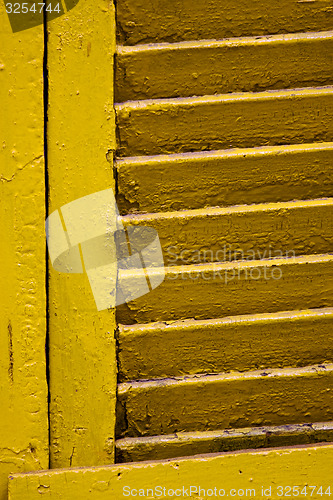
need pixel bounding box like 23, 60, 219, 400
0, 5, 48, 500
8, 444, 333, 499
47, 0, 118, 469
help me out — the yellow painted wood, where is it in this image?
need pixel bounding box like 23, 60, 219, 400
115, 86, 333, 157
117, 364, 333, 437
117, 253, 333, 324
116, 422, 333, 463
116, 31, 333, 101
117, 0, 333, 45
121, 198, 333, 266
118, 308, 333, 382
9, 444, 333, 499
0, 6, 48, 500
47, 0, 117, 468
116, 143, 333, 214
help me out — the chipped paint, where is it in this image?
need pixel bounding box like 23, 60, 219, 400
116, 254, 333, 324
0, 6, 48, 499
116, 422, 333, 463
116, 86, 333, 157
116, 31, 333, 101
117, 308, 333, 381
116, 364, 333, 438
120, 198, 333, 266
116, 0, 333, 44
116, 143, 333, 213
47, 0, 117, 469
8, 444, 333, 499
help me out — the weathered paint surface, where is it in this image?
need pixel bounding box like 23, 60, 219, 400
115, 86, 333, 157
118, 308, 333, 382
8, 444, 333, 499
116, 31, 333, 101
114, 0, 333, 473
0, 6, 48, 500
121, 198, 333, 266
116, 422, 333, 463
116, 0, 333, 44
116, 364, 333, 438
116, 143, 333, 214
47, 0, 117, 468
113, 0, 333, 481
116, 254, 333, 324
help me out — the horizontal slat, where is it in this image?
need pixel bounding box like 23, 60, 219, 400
116, 143, 333, 214
116, 253, 333, 324
120, 198, 333, 267
9, 444, 333, 499
116, 364, 333, 438
116, 31, 333, 101
116, 0, 333, 45
116, 422, 333, 463
118, 308, 333, 382
115, 86, 333, 157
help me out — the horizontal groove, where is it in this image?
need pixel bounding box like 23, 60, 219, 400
116, 31, 333, 101
117, 307, 333, 382
115, 85, 333, 109
117, 31, 333, 54
115, 86, 333, 157
119, 198, 333, 267
116, 363, 333, 438
116, 0, 333, 45
116, 253, 333, 324
116, 142, 333, 214
116, 421, 333, 463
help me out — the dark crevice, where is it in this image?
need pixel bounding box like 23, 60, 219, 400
43, 7, 51, 470
8, 321, 14, 383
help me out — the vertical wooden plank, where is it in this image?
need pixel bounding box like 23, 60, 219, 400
47, 0, 117, 468
0, 6, 48, 500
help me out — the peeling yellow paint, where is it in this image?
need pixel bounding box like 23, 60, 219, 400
0, 5, 48, 500
117, 364, 333, 438
116, 86, 333, 157
47, 0, 117, 469
121, 198, 333, 266
118, 308, 333, 381
117, 254, 333, 324
116, 31, 333, 101
116, 422, 333, 463
116, 0, 333, 44
116, 143, 333, 213
8, 444, 333, 499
